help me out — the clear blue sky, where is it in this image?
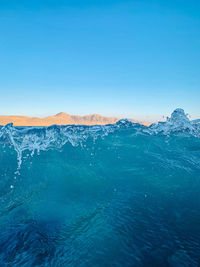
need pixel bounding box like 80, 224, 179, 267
0, 0, 199, 122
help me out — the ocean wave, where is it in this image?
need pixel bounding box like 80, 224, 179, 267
0, 109, 199, 170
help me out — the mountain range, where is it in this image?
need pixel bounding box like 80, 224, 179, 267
0, 112, 120, 126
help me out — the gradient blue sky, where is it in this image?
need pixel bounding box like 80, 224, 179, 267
0, 0, 199, 122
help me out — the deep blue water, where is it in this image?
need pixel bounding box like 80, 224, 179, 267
0, 109, 200, 266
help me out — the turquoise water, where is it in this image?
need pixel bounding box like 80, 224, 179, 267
0, 109, 200, 266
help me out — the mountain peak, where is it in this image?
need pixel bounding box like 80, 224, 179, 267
55, 112, 68, 117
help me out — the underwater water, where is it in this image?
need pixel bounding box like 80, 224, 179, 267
0, 109, 200, 267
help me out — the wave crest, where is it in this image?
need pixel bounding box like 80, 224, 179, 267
0, 109, 199, 170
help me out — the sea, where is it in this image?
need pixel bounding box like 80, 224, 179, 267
0, 108, 199, 266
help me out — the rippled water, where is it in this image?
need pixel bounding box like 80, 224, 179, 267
0, 109, 200, 266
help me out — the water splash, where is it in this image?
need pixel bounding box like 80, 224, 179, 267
148, 108, 200, 137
